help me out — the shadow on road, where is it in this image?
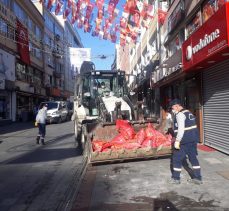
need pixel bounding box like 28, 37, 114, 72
7, 148, 81, 164
0, 122, 34, 135
2, 133, 82, 165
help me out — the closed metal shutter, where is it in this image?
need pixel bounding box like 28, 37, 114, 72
203, 59, 229, 154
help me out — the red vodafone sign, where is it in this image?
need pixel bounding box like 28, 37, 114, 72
182, 3, 229, 71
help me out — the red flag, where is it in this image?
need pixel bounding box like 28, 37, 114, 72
16, 19, 30, 65
47, 0, 55, 10
63, 8, 70, 19
120, 38, 126, 46
158, 9, 167, 25
97, 9, 103, 19
67, 0, 73, 8
108, 3, 115, 14
120, 17, 127, 28
96, 0, 104, 10
39, 0, 45, 5
85, 3, 94, 19
55, 0, 63, 15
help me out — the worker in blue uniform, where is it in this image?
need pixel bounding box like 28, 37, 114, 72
168, 99, 202, 185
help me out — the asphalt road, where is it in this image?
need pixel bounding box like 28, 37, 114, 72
0, 121, 84, 211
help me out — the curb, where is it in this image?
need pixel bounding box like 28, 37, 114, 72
56, 156, 88, 211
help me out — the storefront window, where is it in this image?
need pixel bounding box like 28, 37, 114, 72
16, 62, 26, 81
34, 69, 43, 86
186, 11, 201, 38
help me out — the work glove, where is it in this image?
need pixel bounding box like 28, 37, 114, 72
174, 141, 180, 150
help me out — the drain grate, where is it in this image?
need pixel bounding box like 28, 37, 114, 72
216, 171, 229, 180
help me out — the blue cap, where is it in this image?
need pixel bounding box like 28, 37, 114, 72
169, 99, 182, 107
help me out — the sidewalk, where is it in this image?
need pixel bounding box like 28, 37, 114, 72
0, 121, 35, 135
70, 145, 229, 211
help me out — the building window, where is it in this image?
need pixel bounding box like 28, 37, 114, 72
168, 1, 184, 33
202, 0, 224, 23
0, 0, 10, 7
186, 11, 201, 38
13, 2, 28, 25
35, 25, 42, 40
0, 17, 15, 40
168, 29, 184, 57
28, 18, 35, 33
0, 17, 7, 36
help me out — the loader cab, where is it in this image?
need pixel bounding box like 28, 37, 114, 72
75, 70, 127, 117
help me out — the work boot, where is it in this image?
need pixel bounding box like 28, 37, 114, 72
36, 136, 40, 144
187, 178, 203, 185
168, 178, 181, 185
41, 138, 45, 145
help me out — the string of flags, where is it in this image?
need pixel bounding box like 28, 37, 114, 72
39, 0, 167, 46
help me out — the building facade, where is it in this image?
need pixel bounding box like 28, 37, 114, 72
0, 0, 83, 124
117, 0, 166, 118
56, 16, 83, 100
0, 0, 45, 123
154, 0, 229, 153
116, 0, 229, 154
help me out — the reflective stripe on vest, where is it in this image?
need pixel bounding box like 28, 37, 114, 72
174, 125, 197, 133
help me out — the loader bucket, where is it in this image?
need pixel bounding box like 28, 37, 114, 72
83, 121, 172, 164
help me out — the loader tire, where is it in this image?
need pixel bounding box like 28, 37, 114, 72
83, 139, 91, 163
81, 132, 86, 151
74, 120, 82, 149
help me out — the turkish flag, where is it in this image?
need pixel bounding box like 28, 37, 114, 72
16, 19, 30, 65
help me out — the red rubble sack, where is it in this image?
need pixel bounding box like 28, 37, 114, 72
145, 123, 156, 141
101, 134, 126, 151
116, 119, 135, 140
135, 129, 145, 145
141, 138, 157, 148
122, 142, 141, 150
92, 140, 106, 152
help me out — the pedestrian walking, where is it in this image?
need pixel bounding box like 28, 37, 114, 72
168, 99, 202, 185
35, 104, 47, 145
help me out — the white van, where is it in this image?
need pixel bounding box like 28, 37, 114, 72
40, 101, 68, 124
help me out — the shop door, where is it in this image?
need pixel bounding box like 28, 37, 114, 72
0, 97, 6, 119
203, 60, 229, 154
185, 76, 202, 143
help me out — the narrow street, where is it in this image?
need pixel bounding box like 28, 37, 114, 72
0, 121, 85, 211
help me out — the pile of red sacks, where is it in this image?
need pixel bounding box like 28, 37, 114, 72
92, 120, 172, 152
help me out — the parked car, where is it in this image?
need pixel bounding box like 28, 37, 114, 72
39, 101, 68, 124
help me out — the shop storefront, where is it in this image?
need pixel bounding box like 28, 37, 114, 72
182, 3, 229, 154
0, 49, 16, 124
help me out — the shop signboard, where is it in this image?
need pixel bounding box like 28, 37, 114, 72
182, 3, 229, 71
